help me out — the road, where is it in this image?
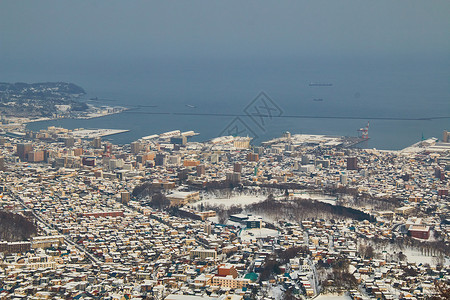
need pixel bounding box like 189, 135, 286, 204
6, 185, 102, 266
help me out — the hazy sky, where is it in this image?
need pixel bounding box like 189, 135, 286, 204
1, 0, 450, 64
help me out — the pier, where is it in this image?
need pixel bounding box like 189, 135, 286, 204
70, 128, 129, 139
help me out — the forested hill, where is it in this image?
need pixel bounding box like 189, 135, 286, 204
0, 210, 37, 241
0, 82, 85, 100
0, 82, 88, 117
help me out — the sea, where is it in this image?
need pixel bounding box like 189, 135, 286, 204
10, 56, 450, 150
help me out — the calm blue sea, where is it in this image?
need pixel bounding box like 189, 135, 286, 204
16, 57, 450, 150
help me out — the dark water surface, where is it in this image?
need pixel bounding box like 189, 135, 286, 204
9, 56, 449, 149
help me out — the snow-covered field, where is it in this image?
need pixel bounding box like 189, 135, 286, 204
315, 294, 351, 300
378, 244, 447, 267
402, 248, 442, 266
292, 192, 337, 205
197, 195, 266, 208
239, 227, 279, 242
197, 192, 337, 208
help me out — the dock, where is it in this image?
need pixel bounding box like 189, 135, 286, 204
342, 136, 370, 148
70, 128, 129, 139
141, 130, 199, 140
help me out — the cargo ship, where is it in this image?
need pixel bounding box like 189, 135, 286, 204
309, 83, 333, 87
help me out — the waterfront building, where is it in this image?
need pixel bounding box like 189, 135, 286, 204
92, 136, 102, 149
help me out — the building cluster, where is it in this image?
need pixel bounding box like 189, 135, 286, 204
0, 128, 449, 299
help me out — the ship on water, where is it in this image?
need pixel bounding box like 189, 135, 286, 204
309, 82, 333, 87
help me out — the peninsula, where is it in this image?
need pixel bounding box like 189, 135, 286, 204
0, 82, 126, 128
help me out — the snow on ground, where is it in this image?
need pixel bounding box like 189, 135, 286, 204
206, 216, 219, 223
239, 227, 279, 242
198, 192, 337, 209
315, 294, 351, 300
197, 195, 266, 208
55, 104, 71, 112
269, 285, 285, 300
381, 244, 446, 267
403, 248, 439, 266
291, 192, 337, 205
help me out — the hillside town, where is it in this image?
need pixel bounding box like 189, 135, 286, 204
0, 127, 449, 299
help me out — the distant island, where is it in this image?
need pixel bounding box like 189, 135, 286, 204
0, 82, 127, 127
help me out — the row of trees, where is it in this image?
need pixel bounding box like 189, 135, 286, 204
245, 195, 375, 223
370, 236, 449, 258
200, 193, 377, 225
337, 193, 402, 211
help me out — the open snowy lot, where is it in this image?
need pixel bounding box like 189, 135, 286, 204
197, 194, 266, 208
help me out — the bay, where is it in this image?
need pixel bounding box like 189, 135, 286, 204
18, 56, 450, 149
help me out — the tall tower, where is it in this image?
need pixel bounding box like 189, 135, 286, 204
92, 137, 102, 149
204, 222, 211, 236
64, 137, 75, 148
121, 191, 130, 204
196, 164, 205, 177
17, 143, 33, 161
131, 141, 142, 154
233, 162, 242, 173
347, 157, 358, 170
340, 172, 348, 185
0, 156, 5, 171
104, 142, 112, 157
155, 153, 166, 166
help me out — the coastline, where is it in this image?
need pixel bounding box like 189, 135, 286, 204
21, 106, 129, 125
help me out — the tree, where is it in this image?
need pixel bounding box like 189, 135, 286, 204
0, 210, 37, 241
359, 243, 375, 259
259, 257, 281, 282
278, 246, 309, 263
282, 289, 299, 300
397, 251, 407, 262
150, 192, 170, 210
431, 280, 450, 300
327, 258, 358, 291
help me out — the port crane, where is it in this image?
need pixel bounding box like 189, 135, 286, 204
357, 122, 370, 139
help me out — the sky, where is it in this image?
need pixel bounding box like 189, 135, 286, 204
1, 0, 450, 66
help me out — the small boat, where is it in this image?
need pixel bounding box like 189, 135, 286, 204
136, 104, 158, 108
313, 98, 324, 102
185, 104, 196, 108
